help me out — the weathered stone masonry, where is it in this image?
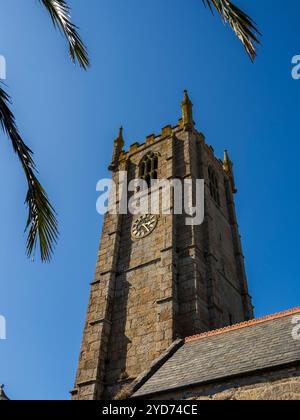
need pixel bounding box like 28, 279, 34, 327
72, 92, 253, 400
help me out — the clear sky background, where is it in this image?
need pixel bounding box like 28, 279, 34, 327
0, 0, 299, 400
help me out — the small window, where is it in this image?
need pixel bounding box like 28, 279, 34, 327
140, 152, 159, 188
208, 166, 220, 205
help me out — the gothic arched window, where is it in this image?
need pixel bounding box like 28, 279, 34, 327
139, 152, 159, 187
208, 166, 220, 206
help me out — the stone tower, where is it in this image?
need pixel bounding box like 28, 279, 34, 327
72, 92, 253, 400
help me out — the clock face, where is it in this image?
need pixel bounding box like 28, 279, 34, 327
131, 215, 158, 240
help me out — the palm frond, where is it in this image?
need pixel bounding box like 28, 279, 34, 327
40, 0, 89, 69
202, 0, 260, 60
0, 82, 58, 262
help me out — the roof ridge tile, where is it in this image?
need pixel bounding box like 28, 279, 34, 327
185, 307, 300, 343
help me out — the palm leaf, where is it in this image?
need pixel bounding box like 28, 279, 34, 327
40, 0, 90, 69
202, 0, 260, 60
0, 82, 58, 262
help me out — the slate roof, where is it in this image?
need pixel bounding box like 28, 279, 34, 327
133, 307, 300, 398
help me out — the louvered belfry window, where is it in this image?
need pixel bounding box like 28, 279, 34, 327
140, 152, 158, 188
208, 166, 220, 206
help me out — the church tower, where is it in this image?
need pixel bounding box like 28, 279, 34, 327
72, 92, 254, 400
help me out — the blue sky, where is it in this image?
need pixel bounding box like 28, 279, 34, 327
0, 0, 299, 400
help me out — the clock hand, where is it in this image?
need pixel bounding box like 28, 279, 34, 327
142, 223, 150, 232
